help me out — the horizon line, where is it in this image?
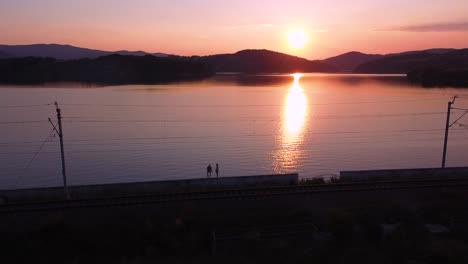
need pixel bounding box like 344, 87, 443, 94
0, 42, 465, 61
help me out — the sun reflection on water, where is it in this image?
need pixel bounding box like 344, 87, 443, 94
285, 73, 307, 139
272, 73, 308, 173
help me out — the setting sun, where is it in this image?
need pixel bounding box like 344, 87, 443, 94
288, 30, 307, 48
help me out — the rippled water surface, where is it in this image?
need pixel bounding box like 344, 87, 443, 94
1, 74, 468, 189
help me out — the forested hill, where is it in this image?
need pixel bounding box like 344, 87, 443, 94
322, 51, 383, 72
200, 49, 337, 73
3, 46, 468, 86
0, 55, 214, 84
0, 49, 338, 85
354, 49, 468, 74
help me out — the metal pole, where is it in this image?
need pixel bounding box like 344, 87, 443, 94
56, 103, 69, 199
442, 97, 456, 168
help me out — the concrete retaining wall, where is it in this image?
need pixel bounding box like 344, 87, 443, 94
340, 167, 468, 182
0, 173, 298, 203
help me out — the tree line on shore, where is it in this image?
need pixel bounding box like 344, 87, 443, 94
1, 47, 468, 87
0, 55, 214, 84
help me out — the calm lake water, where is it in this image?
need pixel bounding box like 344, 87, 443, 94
1, 74, 468, 189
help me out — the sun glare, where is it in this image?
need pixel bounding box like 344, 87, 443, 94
288, 30, 307, 48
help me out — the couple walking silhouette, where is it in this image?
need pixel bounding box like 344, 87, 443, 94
207, 163, 219, 178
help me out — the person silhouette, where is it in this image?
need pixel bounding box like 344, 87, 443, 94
215, 163, 219, 178
207, 164, 212, 177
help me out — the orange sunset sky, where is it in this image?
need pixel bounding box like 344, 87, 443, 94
1, 0, 468, 59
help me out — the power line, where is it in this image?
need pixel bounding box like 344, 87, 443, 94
0, 104, 52, 109
3, 130, 467, 147
1, 136, 467, 156
2, 127, 466, 145
0, 120, 47, 125
0, 111, 444, 126
58, 135, 468, 148
315, 112, 445, 119
48, 129, 455, 142
21, 127, 56, 171
60, 112, 446, 124
15, 125, 57, 188
59, 98, 447, 108
450, 111, 468, 128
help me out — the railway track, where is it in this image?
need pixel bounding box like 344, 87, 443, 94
2, 177, 468, 213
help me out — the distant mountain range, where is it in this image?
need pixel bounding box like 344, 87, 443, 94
0, 44, 168, 60
1, 44, 468, 86
1, 44, 465, 73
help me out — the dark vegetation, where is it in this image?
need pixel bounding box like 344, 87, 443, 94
0, 49, 337, 84
0, 50, 12, 59
351, 49, 468, 87
0, 55, 214, 84
299, 176, 341, 184
2, 186, 468, 263
407, 67, 468, 87
0, 45, 337, 75
354, 49, 468, 74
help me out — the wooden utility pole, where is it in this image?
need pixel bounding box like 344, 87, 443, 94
49, 101, 69, 199
442, 96, 457, 169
